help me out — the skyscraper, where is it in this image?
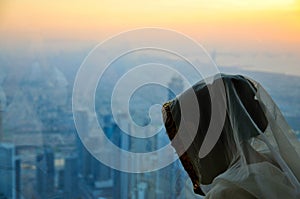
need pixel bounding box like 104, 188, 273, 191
0, 100, 4, 142
36, 147, 55, 199
156, 76, 185, 198
112, 114, 131, 199
167, 76, 184, 100
77, 140, 93, 185
63, 155, 78, 199
74, 109, 91, 181
0, 143, 21, 199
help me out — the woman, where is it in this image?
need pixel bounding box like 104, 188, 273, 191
162, 74, 300, 198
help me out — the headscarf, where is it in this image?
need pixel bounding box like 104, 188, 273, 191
162, 74, 300, 198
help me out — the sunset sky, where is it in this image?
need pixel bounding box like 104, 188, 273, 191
0, 0, 299, 75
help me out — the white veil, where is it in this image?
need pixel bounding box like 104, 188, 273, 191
162, 74, 300, 199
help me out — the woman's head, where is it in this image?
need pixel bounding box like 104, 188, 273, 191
162, 74, 268, 194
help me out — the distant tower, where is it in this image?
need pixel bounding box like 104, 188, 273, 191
36, 147, 55, 198
155, 76, 185, 198
0, 84, 7, 142
63, 155, 78, 199
74, 109, 91, 180
167, 76, 184, 100
112, 113, 131, 199
0, 102, 3, 142
137, 182, 148, 199
0, 143, 21, 199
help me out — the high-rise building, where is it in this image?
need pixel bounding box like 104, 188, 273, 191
91, 155, 111, 182
112, 114, 131, 199
77, 140, 94, 185
167, 76, 184, 100
0, 101, 3, 142
63, 155, 78, 199
74, 109, 91, 181
36, 147, 55, 199
155, 76, 185, 199
0, 143, 21, 199
137, 182, 148, 199
76, 110, 115, 198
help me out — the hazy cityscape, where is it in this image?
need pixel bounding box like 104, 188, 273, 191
0, 48, 299, 199
1, 0, 300, 198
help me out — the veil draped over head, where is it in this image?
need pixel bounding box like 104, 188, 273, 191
162, 74, 300, 199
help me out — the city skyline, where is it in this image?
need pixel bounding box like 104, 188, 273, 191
0, 1, 299, 198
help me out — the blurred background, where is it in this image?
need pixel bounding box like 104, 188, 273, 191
0, 1, 299, 199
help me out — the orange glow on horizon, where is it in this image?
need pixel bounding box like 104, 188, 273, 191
1, 0, 299, 76
0, 0, 299, 47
